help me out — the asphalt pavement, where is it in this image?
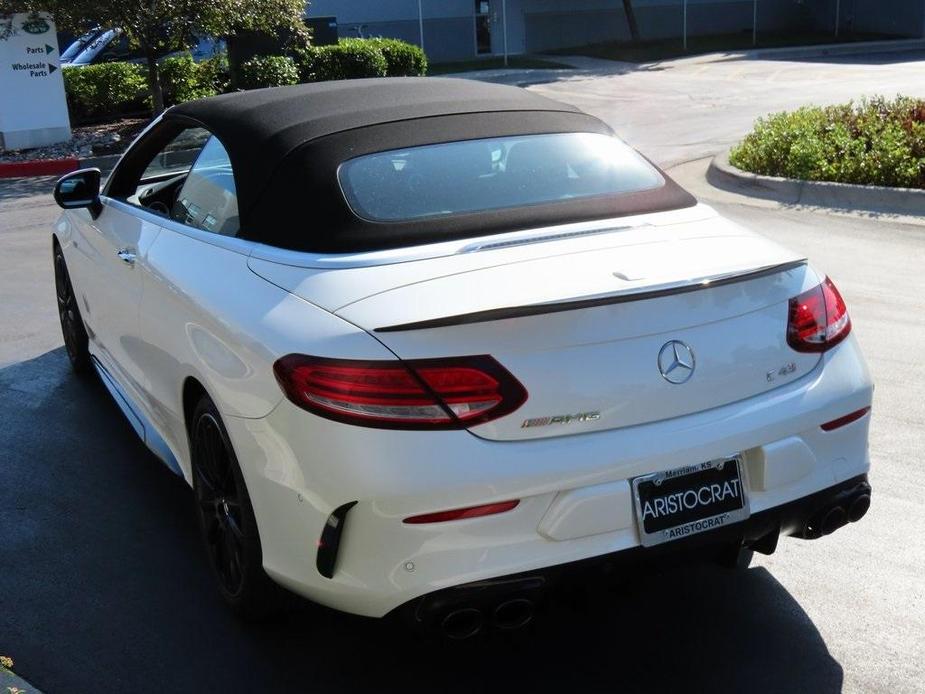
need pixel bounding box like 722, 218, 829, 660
2, 49, 924, 693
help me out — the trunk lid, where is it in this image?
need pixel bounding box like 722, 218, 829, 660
249, 208, 821, 440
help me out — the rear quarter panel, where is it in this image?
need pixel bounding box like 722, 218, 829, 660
137, 224, 396, 481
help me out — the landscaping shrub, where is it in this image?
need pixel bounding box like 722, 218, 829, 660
63, 62, 148, 122
360, 38, 427, 77
160, 54, 223, 106
297, 41, 388, 82
730, 96, 925, 189
198, 53, 232, 96
239, 55, 300, 89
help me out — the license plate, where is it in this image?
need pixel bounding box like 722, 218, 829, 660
632, 457, 749, 547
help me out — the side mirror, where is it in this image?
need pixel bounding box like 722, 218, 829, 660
54, 168, 102, 216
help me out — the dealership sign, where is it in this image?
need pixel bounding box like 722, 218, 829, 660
0, 12, 71, 151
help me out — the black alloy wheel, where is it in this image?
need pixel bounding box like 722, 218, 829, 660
190, 396, 282, 617
53, 244, 91, 374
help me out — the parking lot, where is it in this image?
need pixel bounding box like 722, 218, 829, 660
2, 50, 924, 693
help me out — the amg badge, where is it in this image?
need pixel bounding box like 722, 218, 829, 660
521, 411, 601, 428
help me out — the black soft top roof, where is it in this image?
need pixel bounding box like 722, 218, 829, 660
168, 78, 581, 205
170, 77, 582, 156
161, 78, 694, 253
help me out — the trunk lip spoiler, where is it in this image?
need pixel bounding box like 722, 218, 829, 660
374, 258, 808, 333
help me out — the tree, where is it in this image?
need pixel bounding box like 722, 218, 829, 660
0, 0, 308, 113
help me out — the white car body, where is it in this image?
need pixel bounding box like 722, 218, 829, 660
52, 79, 873, 623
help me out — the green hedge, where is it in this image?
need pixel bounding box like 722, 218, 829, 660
351, 38, 427, 77
64, 54, 229, 121
160, 53, 230, 106
63, 37, 427, 122
63, 62, 148, 122
296, 38, 426, 82
239, 55, 300, 89
298, 41, 387, 82
730, 96, 925, 189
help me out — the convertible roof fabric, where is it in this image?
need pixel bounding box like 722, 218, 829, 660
164, 77, 696, 252
168, 78, 580, 205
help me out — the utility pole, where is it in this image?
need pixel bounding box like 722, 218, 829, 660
622, 0, 640, 42
417, 0, 425, 54
502, 0, 508, 66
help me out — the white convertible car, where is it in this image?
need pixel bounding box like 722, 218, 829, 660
52, 78, 872, 638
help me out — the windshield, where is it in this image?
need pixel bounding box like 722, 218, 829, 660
337, 132, 665, 223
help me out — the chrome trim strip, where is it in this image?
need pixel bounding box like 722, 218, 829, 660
245, 213, 686, 269
458, 225, 639, 253
91, 356, 183, 476
375, 259, 808, 333
102, 197, 258, 256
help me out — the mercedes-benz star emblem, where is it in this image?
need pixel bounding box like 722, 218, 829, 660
658, 340, 696, 384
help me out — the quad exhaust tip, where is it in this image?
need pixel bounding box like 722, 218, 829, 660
493, 598, 535, 631
441, 607, 484, 640
847, 493, 871, 523
437, 598, 537, 639
820, 506, 848, 536
803, 484, 871, 540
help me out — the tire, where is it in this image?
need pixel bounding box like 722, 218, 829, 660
53, 244, 92, 375
190, 395, 282, 618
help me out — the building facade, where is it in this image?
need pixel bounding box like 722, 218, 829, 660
306, 0, 925, 63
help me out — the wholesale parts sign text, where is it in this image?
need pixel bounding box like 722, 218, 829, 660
0, 13, 71, 151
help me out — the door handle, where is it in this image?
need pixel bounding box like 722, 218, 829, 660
117, 248, 137, 266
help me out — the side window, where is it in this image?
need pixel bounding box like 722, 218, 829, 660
171, 137, 239, 237
141, 127, 210, 180
109, 125, 209, 218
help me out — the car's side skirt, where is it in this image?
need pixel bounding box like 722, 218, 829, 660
91, 355, 182, 476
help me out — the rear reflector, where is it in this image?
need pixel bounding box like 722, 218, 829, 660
404, 500, 520, 524
821, 407, 871, 431
273, 354, 526, 429
787, 277, 852, 353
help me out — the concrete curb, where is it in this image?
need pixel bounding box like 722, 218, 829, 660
0, 157, 79, 178
738, 37, 925, 62
0, 150, 181, 180
654, 38, 925, 67
1, 666, 45, 693
707, 150, 925, 216
0, 153, 121, 180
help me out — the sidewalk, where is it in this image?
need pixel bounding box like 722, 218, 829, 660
544, 36, 925, 70
440, 55, 636, 87
447, 36, 925, 87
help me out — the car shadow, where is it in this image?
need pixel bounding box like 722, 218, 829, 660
0, 348, 844, 694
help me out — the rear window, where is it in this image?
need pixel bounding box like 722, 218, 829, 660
337, 132, 664, 223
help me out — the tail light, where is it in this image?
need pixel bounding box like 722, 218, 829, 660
787, 277, 852, 353
273, 354, 527, 429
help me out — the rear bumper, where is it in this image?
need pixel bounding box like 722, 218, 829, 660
224, 335, 872, 618
399, 474, 872, 628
